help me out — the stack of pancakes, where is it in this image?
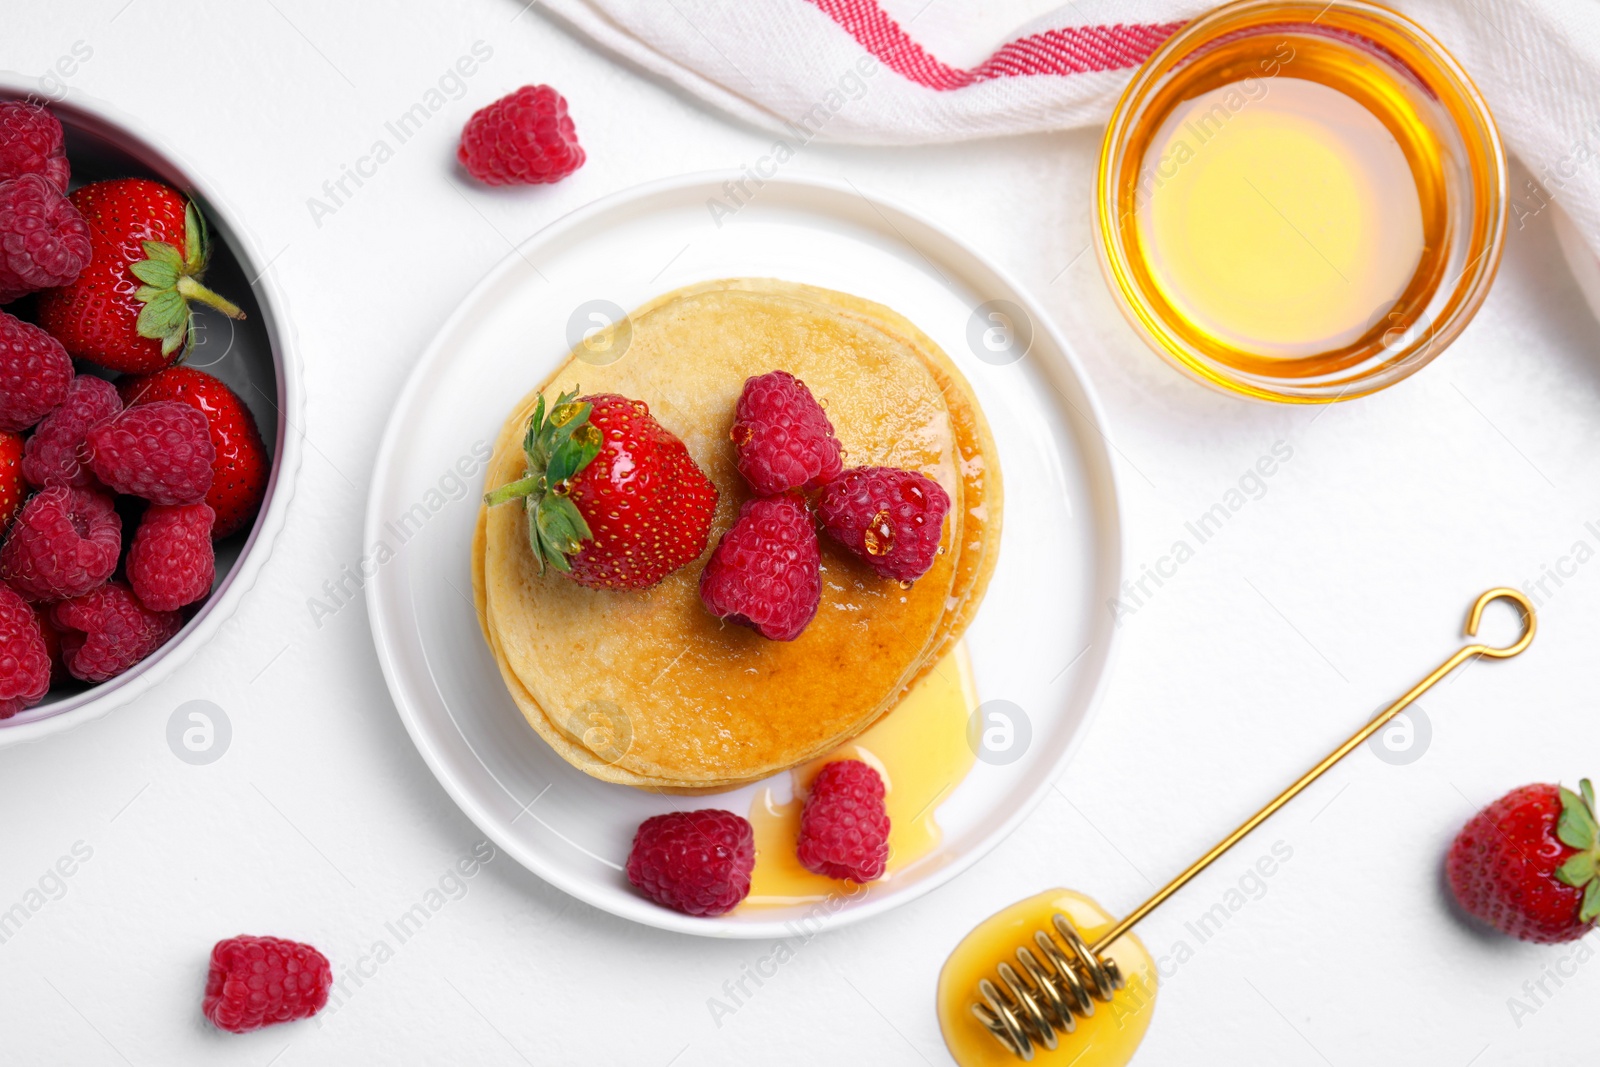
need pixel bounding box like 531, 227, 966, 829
473, 279, 1002, 794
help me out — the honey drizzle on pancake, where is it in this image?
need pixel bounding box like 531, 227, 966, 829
743, 643, 978, 907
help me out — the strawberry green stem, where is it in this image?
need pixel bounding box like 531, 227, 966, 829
176, 275, 245, 319
479, 388, 601, 576
483, 475, 542, 507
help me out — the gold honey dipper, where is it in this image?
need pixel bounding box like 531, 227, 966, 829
946, 588, 1536, 1063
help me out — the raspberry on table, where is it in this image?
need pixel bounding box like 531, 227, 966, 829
699, 494, 822, 641
51, 581, 182, 682
625, 808, 754, 916
731, 370, 844, 496
203, 935, 333, 1034
23, 374, 121, 489
0, 173, 90, 302
0, 102, 70, 191
127, 503, 215, 611
796, 759, 891, 883
85, 400, 214, 505
458, 85, 585, 186
0, 581, 50, 718
818, 466, 950, 584
0, 309, 72, 432
0, 486, 120, 602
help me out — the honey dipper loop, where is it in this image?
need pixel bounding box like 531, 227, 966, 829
968, 587, 1537, 1060
1463, 587, 1536, 659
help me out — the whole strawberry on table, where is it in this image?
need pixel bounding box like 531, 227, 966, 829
0, 100, 270, 718
1448, 778, 1600, 943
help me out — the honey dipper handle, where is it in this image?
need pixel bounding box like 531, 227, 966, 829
1089, 587, 1536, 954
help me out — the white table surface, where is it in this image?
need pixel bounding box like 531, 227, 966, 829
2, 2, 1594, 1064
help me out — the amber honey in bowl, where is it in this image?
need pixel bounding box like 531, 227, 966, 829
1097, 0, 1506, 402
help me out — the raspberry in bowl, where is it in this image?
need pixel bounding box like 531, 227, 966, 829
0, 82, 299, 743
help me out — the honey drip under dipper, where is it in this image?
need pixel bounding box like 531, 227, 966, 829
939, 588, 1537, 1065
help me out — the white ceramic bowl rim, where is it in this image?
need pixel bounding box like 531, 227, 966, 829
0, 73, 305, 747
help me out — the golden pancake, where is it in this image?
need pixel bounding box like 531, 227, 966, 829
474, 280, 1003, 791
482, 285, 961, 786
544, 277, 1003, 691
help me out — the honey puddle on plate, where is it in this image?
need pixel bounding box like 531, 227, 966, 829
742, 643, 978, 907
937, 889, 1158, 1067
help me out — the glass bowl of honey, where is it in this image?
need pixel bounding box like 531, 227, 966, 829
1096, 0, 1507, 402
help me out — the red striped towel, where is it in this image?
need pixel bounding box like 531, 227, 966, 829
542, 0, 1600, 257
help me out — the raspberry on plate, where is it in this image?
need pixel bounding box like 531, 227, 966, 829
0, 309, 72, 432
0, 173, 90, 302
699, 494, 822, 641
0, 487, 120, 602
818, 466, 951, 584
625, 809, 754, 916
1447, 779, 1600, 944
51, 581, 181, 682
23, 375, 121, 489
458, 85, 585, 186
0, 102, 70, 191
85, 401, 214, 505
731, 370, 844, 496
127, 503, 215, 611
118, 367, 269, 539
203, 935, 333, 1034
0, 581, 50, 718
796, 759, 891, 883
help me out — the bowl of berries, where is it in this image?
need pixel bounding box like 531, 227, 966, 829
0, 80, 299, 743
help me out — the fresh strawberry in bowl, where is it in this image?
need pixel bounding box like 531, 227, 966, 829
37, 177, 245, 373
1447, 778, 1599, 943
118, 366, 269, 538
483, 389, 717, 590
0, 430, 23, 532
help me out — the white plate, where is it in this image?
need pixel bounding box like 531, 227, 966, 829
365, 173, 1123, 938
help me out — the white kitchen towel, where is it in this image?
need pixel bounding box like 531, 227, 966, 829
540, 0, 1600, 255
